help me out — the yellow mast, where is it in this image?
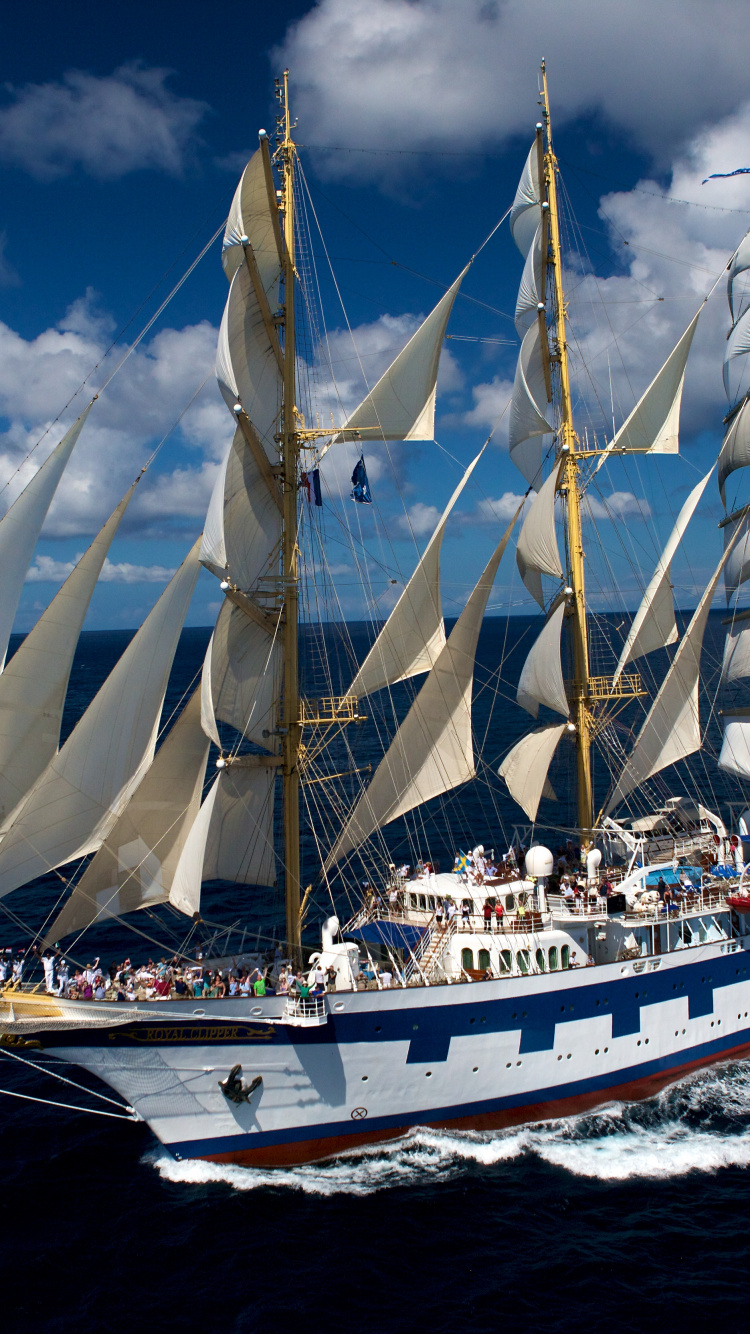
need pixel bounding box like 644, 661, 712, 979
279, 71, 302, 958
539, 62, 594, 835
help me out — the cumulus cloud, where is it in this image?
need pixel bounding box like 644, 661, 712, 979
585, 491, 651, 521
397, 501, 441, 535
0, 63, 207, 180
475, 492, 528, 523
279, 0, 750, 180
26, 554, 176, 584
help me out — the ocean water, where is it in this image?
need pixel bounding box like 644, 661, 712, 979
3, 612, 750, 1331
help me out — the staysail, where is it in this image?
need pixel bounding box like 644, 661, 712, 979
723, 510, 750, 603
349, 450, 484, 698
0, 403, 93, 671
613, 469, 713, 682
516, 463, 563, 608
498, 722, 566, 822
0, 478, 138, 828
200, 426, 281, 587
719, 400, 750, 506
44, 689, 209, 942
719, 710, 750, 779
324, 513, 518, 870
202, 601, 281, 750
596, 315, 699, 472
508, 322, 553, 489
510, 142, 542, 257
516, 601, 569, 719
0, 539, 201, 900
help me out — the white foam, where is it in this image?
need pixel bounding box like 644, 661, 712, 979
145, 1062, 750, 1193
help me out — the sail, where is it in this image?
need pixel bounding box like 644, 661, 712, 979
216, 263, 282, 453
605, 542, 733, 814
718, 400, 750, 505
43, 689, 209, 942
169, 776, 220, 918
498, 722, 566, 821
719, 711, 750, 779
724, 509, 750, 603
349, 450, 484, 698
0, 539, 201, 900
200, 426, 281, 588
510, 143, 541, 257
729, 233, 750, 323
222, 147, 281, 297
203, 601, 281, 749
203, 763, 276, 886
597, 314, 699, 470
508, 323, 553, 488
724, 306, 750, 406
324, 516, 516, 870
722, 623, 750, 683
0, 403, 93, 671
516, 464, 562, 608
613, 469, 713, 682
0, 479, 138, 828
333, 271, 466, 444
515, 224, 544, 337
516, 602, 569, 719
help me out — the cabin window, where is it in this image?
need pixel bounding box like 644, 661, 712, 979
517, 950, 530, 975
418, 895, 426, 910
506, 894, 515, 911
409, 893, 418, 909
499, 950, 512, 974
561, 945, 570, 969
548, 946, 558, 971
681, 921, 693, 945
428, 896, 436, 911
536, 948, 546, 972
461, 948, 475, 971
478, 949, 491, 971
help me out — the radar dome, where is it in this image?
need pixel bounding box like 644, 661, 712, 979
525, 845, 553, 878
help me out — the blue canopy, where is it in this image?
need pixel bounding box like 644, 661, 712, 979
346, 921, 425, 951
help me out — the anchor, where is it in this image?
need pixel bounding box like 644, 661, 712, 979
219, 1064, 263, 1105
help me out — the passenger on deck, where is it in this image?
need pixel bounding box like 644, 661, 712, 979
461, 901, 471, 928
326, 965, 337, 992
435, 901, 444, 926
380, 964, 393, 989
495, 899, 504, 929
483, 900, 493, 931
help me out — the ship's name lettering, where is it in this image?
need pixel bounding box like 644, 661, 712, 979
112, 1024, 275, 1043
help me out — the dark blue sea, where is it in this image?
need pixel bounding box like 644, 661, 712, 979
3, 612, 750, 1333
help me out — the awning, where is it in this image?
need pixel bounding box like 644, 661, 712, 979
346, 921, 426, 951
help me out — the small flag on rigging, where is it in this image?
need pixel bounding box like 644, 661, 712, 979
702, 167, 750, 183
350, 455, 372, 505
310, 469, 322, 507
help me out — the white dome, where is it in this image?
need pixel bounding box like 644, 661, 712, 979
525, 845, 554, 878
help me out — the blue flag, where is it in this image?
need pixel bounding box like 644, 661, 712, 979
350, 455, 372, 504
702, 167, 750, 183
310, 469, 322, 507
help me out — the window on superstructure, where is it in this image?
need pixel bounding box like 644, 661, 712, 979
561, 945, 570, 969
462, 948, 475, 971
499, 950, 512, 974
419, 895, 426, 910
409, 893, 418, 909
517, 950, 530, 974
478, 949, 490, 971
536, 948, 546, 972
506, 894, 516, 910
548, 946, 558, 970
428, 896, 436, 911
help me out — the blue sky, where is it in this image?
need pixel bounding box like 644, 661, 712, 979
4, 0, 750, 631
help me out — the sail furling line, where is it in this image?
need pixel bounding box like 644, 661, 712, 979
349, 449, 484, 699
324, 512, 519, 871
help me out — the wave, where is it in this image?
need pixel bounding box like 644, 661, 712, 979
147, 1060, 750, 1195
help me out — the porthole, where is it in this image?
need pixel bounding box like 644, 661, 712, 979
192, 1008, 205, 1017
470, 1017, 476, 1025
361, 1075, 368, 1082
557, 1055, 562, 1061
595, 1048, 600, 1055
426, 1071, 432, 1077
473, 1066, 478, 1073
675, 1030, 679, 1037
334, 1001, 345, 1013
637, 1040, 641, 1046
604, 1046, 609, 1052
516, 1060, 522, 1066
711, 1021, 714, 1028
645, 1038, 649, 1045
374, 1025, 381, 1032
566, 1053, 571, 1060
595, 999, 600, 1007
682, 1029, 685, 1035
635, 992, 639, 999
412, 1024, 419, 1031
506, 1062, 512, 1068
481, 1017, 487, 1025
522, 1011, 527, 1018
251, 1006, 263, 1017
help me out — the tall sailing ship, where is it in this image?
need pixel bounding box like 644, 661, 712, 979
3, 67, 750, 1167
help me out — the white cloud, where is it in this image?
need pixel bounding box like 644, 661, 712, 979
279, 0, 750, 180
397, 502, 441, 535
475, 492, 528, 523
0, 63, 207, 180
26, 554, 176, 584
585, 491, 651, 520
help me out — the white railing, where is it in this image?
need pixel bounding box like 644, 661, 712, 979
283, 995, 327, 1026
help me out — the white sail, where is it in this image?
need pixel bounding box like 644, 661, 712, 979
724, 509, 750, 603
508, 322, 553, 488
605, 542, 733, 814
498, 722, 566, 821
200, 427, 281, 588
613, 469, 713, 682
349, 450, 484, 698
724, 306, 750, 406
0, 479, 138, 828
516, 602, 569, 719
597, 314, 699, 471
216, 263, 282, 453
222, 146, 281, 297
722, 623, 750, 683
43, 689, 209, 942
204, 601, 281, 749
719, 711, 750, 779
0, 403, 93, 671
325, 516, 516, 870
0, 539, 201, 900
203, 763, 276, 886
510, 143, 541, 257
515, 225, 544, 337
719, 400, 750, 505
728, 233, 750, 323
516, 464, 562, 608
169, 776, 220, 917
333, 271, 466, 444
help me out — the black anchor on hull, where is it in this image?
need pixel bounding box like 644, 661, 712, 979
219, 1064, 263, 1104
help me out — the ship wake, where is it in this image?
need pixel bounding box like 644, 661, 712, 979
147, 1059, 750, 1194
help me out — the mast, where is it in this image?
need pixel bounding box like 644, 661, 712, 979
539, 61, 594, 835
278, 71, 302, 958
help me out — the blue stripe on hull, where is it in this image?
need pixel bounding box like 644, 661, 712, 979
166, 1024, 750, 1161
